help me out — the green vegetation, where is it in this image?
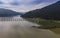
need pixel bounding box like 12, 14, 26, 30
25, 18, 60, 29
24, 18, 60, 34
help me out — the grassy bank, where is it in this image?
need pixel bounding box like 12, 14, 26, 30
24, 18, 60, 28
24, 18, 60, 34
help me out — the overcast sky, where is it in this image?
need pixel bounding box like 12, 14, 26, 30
0, 0, 59, 12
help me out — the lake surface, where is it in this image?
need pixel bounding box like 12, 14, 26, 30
0, 16, 60, 38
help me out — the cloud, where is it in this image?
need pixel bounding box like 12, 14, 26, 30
0, 0, 13, 3
0, 0, 59, 6
0, 0, 59, 12
10, 0, 59, 5
0, 1, 3, 4
10, 0, 40, 5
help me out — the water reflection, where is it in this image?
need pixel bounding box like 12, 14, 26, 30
0, 16, 59, 38
0, 16, 24, 38
0, 16, 36, 38
0, 16, 25, 21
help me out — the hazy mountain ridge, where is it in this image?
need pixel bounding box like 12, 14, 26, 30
21, 1, 60, 20
0, 8, 23, 17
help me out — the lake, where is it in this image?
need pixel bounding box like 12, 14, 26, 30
0, 15, 59, 38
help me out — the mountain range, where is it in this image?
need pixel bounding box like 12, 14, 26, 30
0, 8, 23, 17
21, 1, 60, 20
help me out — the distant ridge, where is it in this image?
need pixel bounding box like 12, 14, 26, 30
21, 1, 60, 20
0, 8, 22, 17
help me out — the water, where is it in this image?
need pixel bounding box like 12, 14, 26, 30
0, 16, 59, 38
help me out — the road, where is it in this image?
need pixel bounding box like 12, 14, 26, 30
0, 16, 60, 38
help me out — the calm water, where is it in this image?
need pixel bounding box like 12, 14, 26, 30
0, 16, 60, 38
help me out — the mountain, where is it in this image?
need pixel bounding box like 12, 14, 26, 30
21, 1, 60, 20
0, 8, 22, 17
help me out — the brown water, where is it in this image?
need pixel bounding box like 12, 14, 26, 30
0, 16, 60, 38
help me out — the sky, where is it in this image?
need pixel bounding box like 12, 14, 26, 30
0, 0, 59, 12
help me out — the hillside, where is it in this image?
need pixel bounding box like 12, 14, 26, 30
0, 8, 22, 17
21, 1, 60, 20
